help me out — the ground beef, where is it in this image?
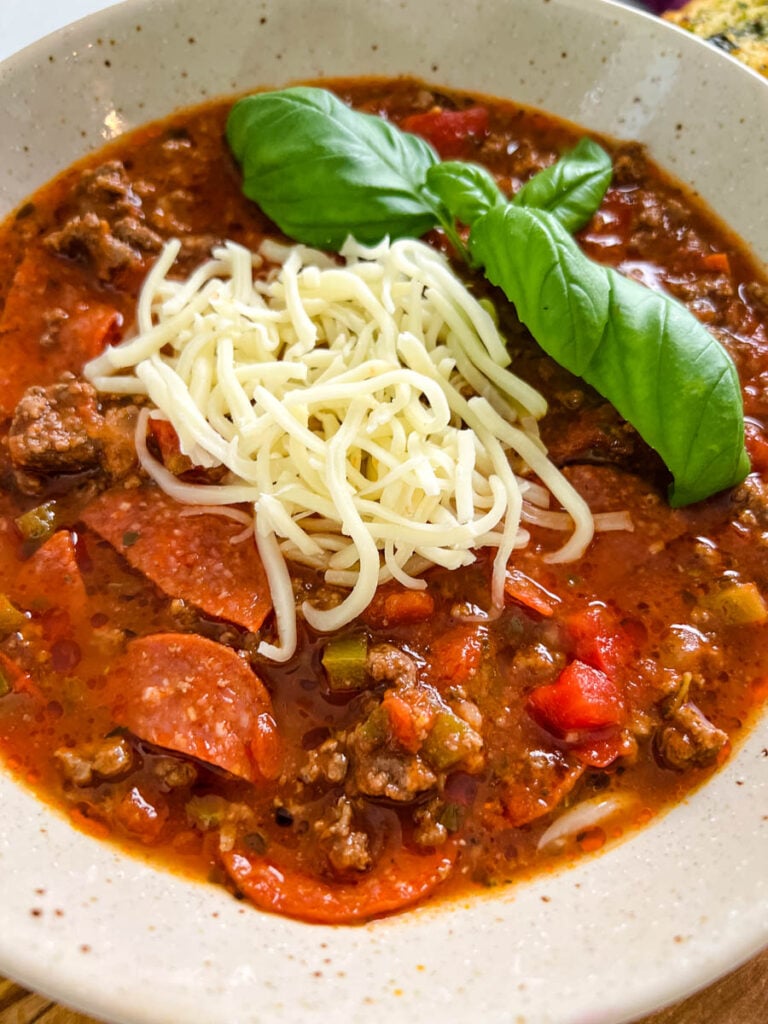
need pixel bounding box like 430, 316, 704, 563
151, 756, 198, 789
8, 376, 141, 493
54, 735, 134, 786
541, 401, 640, 469
349, 746, 437, 802
612, 141, 649, 186
299, 737, 349, 785
366, 643, 418, 687
45, 211, 159, 280
412, 798, 449, 847
732, 474, 768, 529
314, 796, 372, 874
654, 701, 729, 770
44, 161, 162, 279
8, 376, 103, 476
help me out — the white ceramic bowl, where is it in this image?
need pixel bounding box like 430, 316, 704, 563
1, 2, 767, 1022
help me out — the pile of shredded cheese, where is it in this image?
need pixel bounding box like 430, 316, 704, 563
86, 236, 597, 661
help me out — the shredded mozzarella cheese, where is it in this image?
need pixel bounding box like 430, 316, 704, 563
86, 236, 595, 661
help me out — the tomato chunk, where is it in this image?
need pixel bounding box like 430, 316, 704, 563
745, 420, 768, 473
526, 660, 625, 736
424, 623, 485, 688
147, 419, 195, 476
81, 486, 272, 633
103, 633, 281, 783
221, 843, 456, 923
362, 586, 435, 627
400, 106, 489, 159
566, 604, 639, 677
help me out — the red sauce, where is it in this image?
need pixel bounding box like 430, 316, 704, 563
0, 78, 766, 923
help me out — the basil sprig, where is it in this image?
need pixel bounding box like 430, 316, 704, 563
226, 87, 749, 505
469, 204, 750, 505
227, 87, 441, 250
511, 137, 613, 232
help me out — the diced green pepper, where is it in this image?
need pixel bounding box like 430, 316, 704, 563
422, 709, 479, 771
15, 500, 61, 543
321, 631, 368, 692
0, 665, 10, 698
438, 803, 463, 833
702, 581, 768, 626
0, 595, 26, 637
357, 704, 388, 747
186, 794, 231, 830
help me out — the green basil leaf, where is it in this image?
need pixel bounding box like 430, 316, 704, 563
513, 138, 612, 233
226, 87, 441, 250
425, 161, 505, 226
469, 203, 750, 505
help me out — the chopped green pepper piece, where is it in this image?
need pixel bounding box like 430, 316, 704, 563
15, 500, 61, 543
0, 595, 26, 637
357, 704, 389, 747
422, 709, 480, 771
438, 803, 463, 833
321, 631, 368, 692
0, 666, 10, 698
186, 794, 231, 830
702, 581, 768, 625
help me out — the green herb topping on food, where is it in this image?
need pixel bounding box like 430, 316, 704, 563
226, 86, 750, 507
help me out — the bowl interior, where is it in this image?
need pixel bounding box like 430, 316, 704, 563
0, 2, 767, 1023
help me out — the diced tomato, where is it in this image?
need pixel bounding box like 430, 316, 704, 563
745, 420, 768, 473
701, 251, 731, 275
400, 106, 489, 159
114, 785, 169, 844
147, 418, 194, 475
566, 604, 640, 677
381, 692, 422, 754
504, 568, 559, 617
526, 660, 625, 737
570, 731, 632, 768
0, 651, 38, 699
221, 843, 456, 924
103, 633, 281, 783
362, 586, 435, 627
81, 486, 272, 633
424, 623, 485, 688
501, 758, 585, 827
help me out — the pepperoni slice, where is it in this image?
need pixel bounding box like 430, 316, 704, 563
221, 843, 457, 924
12, 530, 88, 623
81, 487, 272, 633
104, 633, 281, 782
0, 248, 122, 418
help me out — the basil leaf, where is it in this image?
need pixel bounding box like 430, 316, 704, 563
513, 138, 612, 233
469, 203, 750, 505
226, 88, 440, 250
425, 161, 505, 226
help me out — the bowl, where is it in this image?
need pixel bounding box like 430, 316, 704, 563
0, 1, 767, 1022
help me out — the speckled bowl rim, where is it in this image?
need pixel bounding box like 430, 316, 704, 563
0, 2, 767, 1023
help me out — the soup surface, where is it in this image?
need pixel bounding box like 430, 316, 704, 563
0, 78, 767, 924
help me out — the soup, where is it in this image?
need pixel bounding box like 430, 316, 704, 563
0, 77, 766, 924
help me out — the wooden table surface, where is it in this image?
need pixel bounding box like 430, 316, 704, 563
1, 947, 766, 1024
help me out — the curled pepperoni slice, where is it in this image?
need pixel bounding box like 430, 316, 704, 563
104, 633, 281, 783
221, 843, 457, 924
81, 486, 272, 633
12, 530, 88, 623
